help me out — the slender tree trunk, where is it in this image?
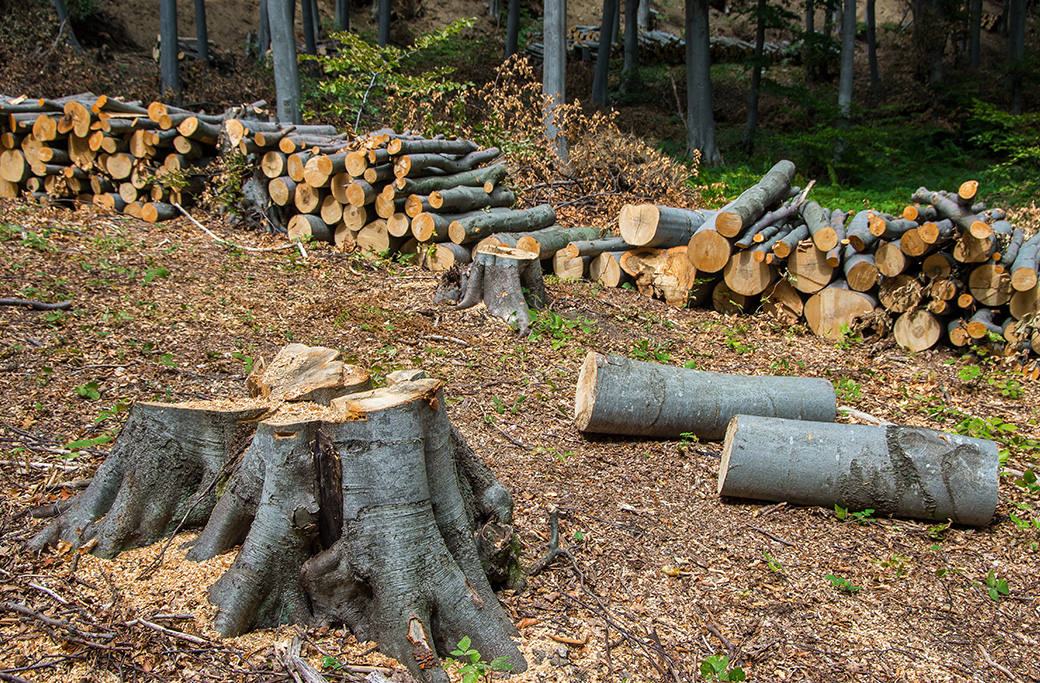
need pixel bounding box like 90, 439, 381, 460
638, 0, 651, 29
52, 0, 84, 54
269, 0, 303, 123
543, 0, 569, 161
160, 0, 182, 104
335, 0, 349, 30
1007, 0, 1025, 113
257, 0, 271, 59
378, 0, 391, 46
685, 0, 721, 165
804, 0, 814, 82
612, 0, 621, 42
592, 0, 619, 106
866, 0, 878, 92
929, 0, 944, 85
622, 0, 641, 93
741, 0, 767, 153
834, 0, 854, 162
302, 0, 317, 54
967, 0, 980, 69
194, 0, 210, 67
505, 0, 520, 57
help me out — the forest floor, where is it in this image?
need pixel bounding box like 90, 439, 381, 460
2, 1, 1040, 682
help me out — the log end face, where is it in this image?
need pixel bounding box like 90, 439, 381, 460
717, 415, 741, 496
715, 211, 743, 239
573, 351, 603, 432
618, 204, 660, 246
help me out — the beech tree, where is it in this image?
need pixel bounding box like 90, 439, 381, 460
622, 0, 642, 94
1007, 0, 1026, 113
336, 0, 350, 30
505, 0, 520, 57
160, 0, 181, 103
51, 0, 83, 53
591, 0, 619, 106
269, 0, 303, 123
379, 0, 391, 46
685, 0, 721, 164
543, 0, 568, 160
195, 0, 210, 67
302, 0, 318, 55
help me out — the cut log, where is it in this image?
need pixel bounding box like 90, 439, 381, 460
443, 245, 547, 335
387, 137, 480, 156
620, 204, 715, 248
734, 200, 799, 247
874, 239, 909, 277
140, 202, 177, 223
804, 281, 877, 340
394, 164, 508, 196
1010, 233, 1040, 292
787, 241, 834, 293
911, 186, 991, 237
564, 235, 630, 259
770, 223, 809, 260
386, 213, 411, 238
922, 252, 954, 280
801, 201, 836, 252
448, 205, 556, 245
573, 351, 835, 440
619, 246, 698, 305
846, 210, 877, 252
714, 159, 796, 237
879, 274, 923, 313
903, 203, 939, 223
553, 251, 591, 279
356, 220, 404, 256
893, 309, 942, 351
429, 185, 515, 213
717, 414, 997, 526
288, 214, 334, 244
1010, 282, 1040, 321
320, 195, 344, 226
394, 147, 501, 178
968, 263, 1012, 307
589, 250, 633, 288
724, 249, 777, 296
515, 225, 600, 260
843, 246, 879, 292
418, 242, 472, 272
713, 280, 756, 315
761, 277, 804, 322
686, 223, 733, 274
412, 211, 453, 242
268, 177, 297, 206
293, 182, 322, 214
247, 343, 372, 404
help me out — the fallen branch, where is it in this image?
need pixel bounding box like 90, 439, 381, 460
0, 299, 72, 310
124, 617, 208, 645
173, 203, 299, 254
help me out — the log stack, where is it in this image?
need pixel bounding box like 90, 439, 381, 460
0, 93, 235, 221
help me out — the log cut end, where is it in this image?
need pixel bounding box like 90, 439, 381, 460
573, 351, 602, 432
248, 344, 371, 405
618, 203, 660, 246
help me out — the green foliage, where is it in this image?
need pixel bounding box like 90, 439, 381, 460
528, 309, 595, 350
209, 152, 253, 214
984, 570, 1010, 601
835, 323, 863, 350
143, 266, 170, 283
762, 550, 785, 575
631, 338, 673, 362
447, 636, 514, 683
825, 573, 862, 593
968, 100, 1040, 205
699, 654, 746, 681
307, 19, 474, 129
231, 351, 254, 375
834, 377, 862, 402
74, 381, 101, 400
492, 394, 526, 415
834, 504, 873, 523
66, 0, 100, 21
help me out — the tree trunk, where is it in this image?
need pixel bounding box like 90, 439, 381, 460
31, 346, 526, 681
270, 0, 303, 124
378, 0, 391, 46
620, 246, 698, 305
589, 250, 633, 287
574, 352, 836, 440
1006, 0, 1025, 113
592, 0, 618, 106
834, 0, 855, 160
866, 0, 878, 91
803, 0, 815, 82
718, 414, 998, 526
336, 0, 350, 30
638, 0, 651, 29
620, 204, 715, 247
51, 0, 84, 54
516, 225, 601, 259
741, 0, 767, 153
302, 0, 318, 55
194, 0, 210, 67
160, 0, 182, 104
258, 0, 271, 58
505, 0, 520, 57
448, 205, 556, 244
685, 0, 721, 165
543, 0, 569, 160
622, 0, 641, 94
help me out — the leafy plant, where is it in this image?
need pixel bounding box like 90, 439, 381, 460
762, 550, 785, 575
631, 338, 673, 362
74, 381, 101, 400
492, 394, 526, 415
984, 570, 1010, 601
528, 308, 595, 350
699, 654, 746, 681
834, 377, 862, 402
231, 351, 254, 375
834, 505, 874, 523
143, 266, 171, 283
835, 323, 863, 349
446, 636, 514, 683
825, 573, 862, 593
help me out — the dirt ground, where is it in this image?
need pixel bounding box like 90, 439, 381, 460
1, 198, 1038, 682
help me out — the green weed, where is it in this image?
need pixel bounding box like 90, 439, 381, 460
834, 377, 862, 402
984, 570, 1010, 601
834, 505, 874, 523
699, 654, 745, 681
74, 382, 101, 400
631, 338, 673, 362
825, 573, 862, 593
447, 636, 514, 683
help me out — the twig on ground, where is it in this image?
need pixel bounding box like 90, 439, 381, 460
978, 646, 1024, 683
173, 203, 297, 253
125, 617, 208, 645
0, 299, 72, 311
746, 524, 795, 547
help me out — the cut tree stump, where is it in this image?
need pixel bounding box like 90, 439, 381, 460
30, 345, 526, 682
437, 245, 547, 335
574, 352, 836, 440
718, 414, 999, 526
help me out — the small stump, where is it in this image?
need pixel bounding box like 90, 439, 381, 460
437, 245, 546, 335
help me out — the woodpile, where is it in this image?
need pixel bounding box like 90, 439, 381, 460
0, 93, 240, 221
535, 163, 1039, 369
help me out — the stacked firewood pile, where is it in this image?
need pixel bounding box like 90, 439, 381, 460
0, 93, 237, 222
548, 161, 1039, 369
238, 123, 561, 269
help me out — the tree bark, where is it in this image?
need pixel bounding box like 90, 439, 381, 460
378, 0, 392, 46
622, 0, 641, 94
967, 0, 981, 69
718, 414, 998, 526
866, 0, 878, 91
336, 0, 350, 30
51, 0, 84, 54
441, 245, 548, 335
302, 0, 318, 55
741, 0, 768, 153
685, 0, 721, 164
835, 0, 855, 159
448, 205, 557, 244
620, 246, 698, 305
543, 0, 569, 160
194, 0, 210, 67
620, 204, 715, 247
592, 0, 619, 107
575, 352, 836, 440
1006, 0, 1025, 113
505, 0, 520, 57
160, 0, 182, 104
516, 225, 601, 259
258, 0, 271, 58
716, 160, 796, 237
270, 0, 303, 124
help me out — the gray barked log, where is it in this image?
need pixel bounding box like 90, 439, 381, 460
717, 414, 998, 526
574, 352, 836, 440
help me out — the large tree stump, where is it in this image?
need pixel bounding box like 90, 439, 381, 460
437, 245, 547, 335
574, 352, 836, 440
718, 414, 999, 526
29, 345, 526, 682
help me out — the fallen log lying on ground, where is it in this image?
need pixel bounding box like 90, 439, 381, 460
29, 344, 526, 681
573, 352, 836, 440
717, 414, 999, 526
